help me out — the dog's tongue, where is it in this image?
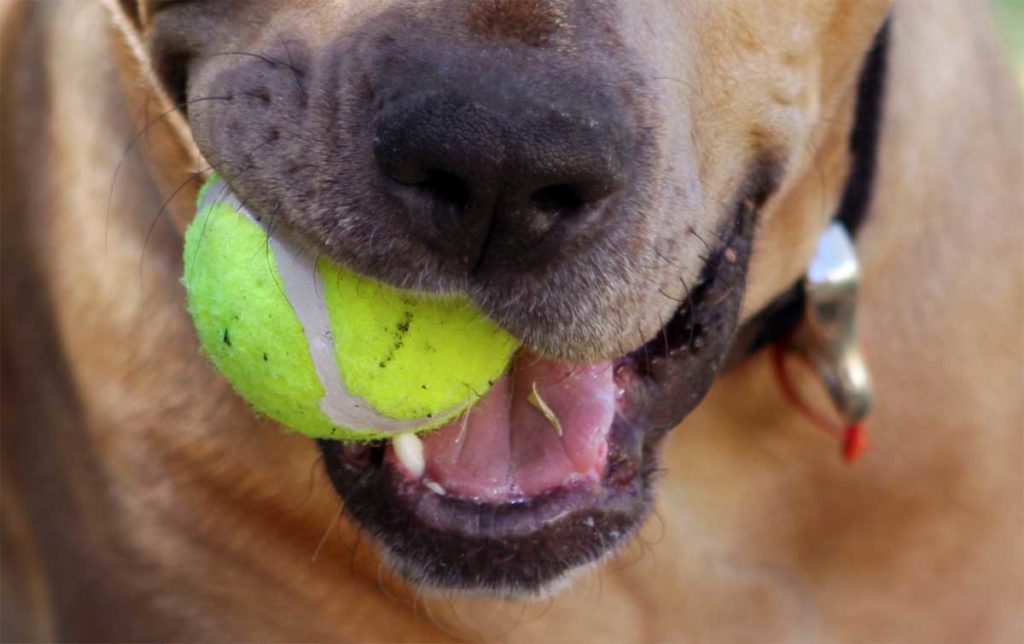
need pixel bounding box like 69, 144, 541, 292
412, 352, 616, 502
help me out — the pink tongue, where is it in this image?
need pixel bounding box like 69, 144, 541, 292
415, 352, 616, 502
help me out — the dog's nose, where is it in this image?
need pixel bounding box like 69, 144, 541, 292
373, 89, 631, 271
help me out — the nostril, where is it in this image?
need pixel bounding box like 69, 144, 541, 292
372, 82, 633, 270
531, 178, 621, 219
397, 169, 471, 212
531, 184, 586, 218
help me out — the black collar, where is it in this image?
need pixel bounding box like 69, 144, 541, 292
727, 19, 891, 365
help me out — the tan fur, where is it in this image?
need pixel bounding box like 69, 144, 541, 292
2, 0, 1022, 641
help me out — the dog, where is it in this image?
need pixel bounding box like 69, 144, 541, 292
2, 0, 1021, 640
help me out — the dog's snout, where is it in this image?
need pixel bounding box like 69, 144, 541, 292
372, 74, 632, 271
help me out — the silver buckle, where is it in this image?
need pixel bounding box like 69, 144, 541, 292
789, 223, 873, 425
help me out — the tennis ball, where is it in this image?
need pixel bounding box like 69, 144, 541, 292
182, 176, 518, 440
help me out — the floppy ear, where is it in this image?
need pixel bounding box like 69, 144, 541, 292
116, 0, 140, 24
101, 0, 155, 75
101, 0, 207, 179
111, 0, 146, 30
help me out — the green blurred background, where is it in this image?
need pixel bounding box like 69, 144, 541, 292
993, 0, 1024, 86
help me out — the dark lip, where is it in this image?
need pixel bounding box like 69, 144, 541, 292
320, 417, 652, 595
318, 202, 756, 595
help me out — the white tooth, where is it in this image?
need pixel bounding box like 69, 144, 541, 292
424, 480, 447, 496
393, 433, 425, 479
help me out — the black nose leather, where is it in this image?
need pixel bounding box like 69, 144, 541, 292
374, 90, 631, 271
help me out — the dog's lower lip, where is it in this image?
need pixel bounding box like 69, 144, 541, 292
321, 411, 650, 591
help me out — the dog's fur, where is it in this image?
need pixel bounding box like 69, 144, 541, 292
2, 0, 1022, 641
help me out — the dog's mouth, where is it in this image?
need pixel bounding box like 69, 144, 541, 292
319, 203, 756, 596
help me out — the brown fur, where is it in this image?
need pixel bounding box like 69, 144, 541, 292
468, 0, 565, 46
2, 0, 1022, 640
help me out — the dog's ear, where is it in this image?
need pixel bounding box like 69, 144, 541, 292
102, 0, 153, 67
106, 0, 148, 32
101, 0, 205, 173
117, 0, 141, 25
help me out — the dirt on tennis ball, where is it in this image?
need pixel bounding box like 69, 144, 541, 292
182, 176, 518, 440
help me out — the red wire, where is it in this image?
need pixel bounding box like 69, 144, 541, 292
772, 342, 869, 464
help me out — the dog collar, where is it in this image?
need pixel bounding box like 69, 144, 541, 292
727, 19, 891, 461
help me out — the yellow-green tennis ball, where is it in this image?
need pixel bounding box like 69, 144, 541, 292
182, 176, 518, 441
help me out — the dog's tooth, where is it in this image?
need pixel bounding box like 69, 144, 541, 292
393, 433, 425, 479
424, 480, 447, 496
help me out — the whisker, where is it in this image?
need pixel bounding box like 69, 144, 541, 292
309, 504, 344, 565
681, 276, 697, 347
204, 49, 307, 100
146, 136, 277, 287
268, 24, 309, 101
689, 226, 713, 254
106, 94, 232, 256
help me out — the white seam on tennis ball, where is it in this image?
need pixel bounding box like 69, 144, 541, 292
198, 180, 461, 436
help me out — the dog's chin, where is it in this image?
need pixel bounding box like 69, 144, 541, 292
319, 204, 756, 597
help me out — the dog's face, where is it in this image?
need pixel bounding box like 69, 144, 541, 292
126, 0, 890, 595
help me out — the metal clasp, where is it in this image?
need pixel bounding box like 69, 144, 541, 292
789, 223, 873, 425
